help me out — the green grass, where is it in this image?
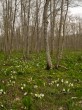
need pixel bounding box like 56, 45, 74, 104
0, 51, 82, 110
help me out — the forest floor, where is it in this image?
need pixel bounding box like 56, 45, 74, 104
0, 51, 82, 110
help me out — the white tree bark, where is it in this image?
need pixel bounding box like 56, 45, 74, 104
43, 0, 53, 69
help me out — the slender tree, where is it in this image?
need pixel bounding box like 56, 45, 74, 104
43, 0, 53, 69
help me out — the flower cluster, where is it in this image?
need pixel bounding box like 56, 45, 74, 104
21, 83, 26, 90
35, 93, 44, 99
34, 85, 38, 89
48, 78, 74, 93
7, 79, 16, 86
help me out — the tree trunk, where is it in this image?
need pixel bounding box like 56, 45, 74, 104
56, 0, 64, 68
60, 0, 69, 58
43, 0, 52, 70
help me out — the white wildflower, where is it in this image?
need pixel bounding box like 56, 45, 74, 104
51, 81, 54, 84
28, 77, 32, 82
24, 92, 27, 96
40, 93, 44, 98
55, 80, 58, 83
62, 88, 65, 92
56, 84, 59, 87
35, 94, 38, 97
0, 89, 3, 92
35, 93, 44, 99
34, 85, 38, 89
30, 92, 33, 95
13, 71, 16, 74
65, 81, 68, 84
23, 84, 26, 87
0, 89, 3, 95
71, 83, 73, 87
71, 97, 77, 99
53, 73, 55, 74
61, 79, 64, 83
49, 82, 53, 86
36, 63, 39, 66
9, 80, 12, 83
21, 87, 24, 90
78, 101, 82, 104
12, 81, 15, 84
1, 104, 3, 107
69, 83, 74, 87
2, 80, 5, 83
11, 75, 14, 79
3, 92, 6, 94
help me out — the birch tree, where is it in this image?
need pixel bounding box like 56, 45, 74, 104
43, 0, 53, 69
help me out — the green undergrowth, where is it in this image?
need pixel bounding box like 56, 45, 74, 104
0, 51, 82, 110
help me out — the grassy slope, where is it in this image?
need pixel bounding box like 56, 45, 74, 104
0, 51, 82, 110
